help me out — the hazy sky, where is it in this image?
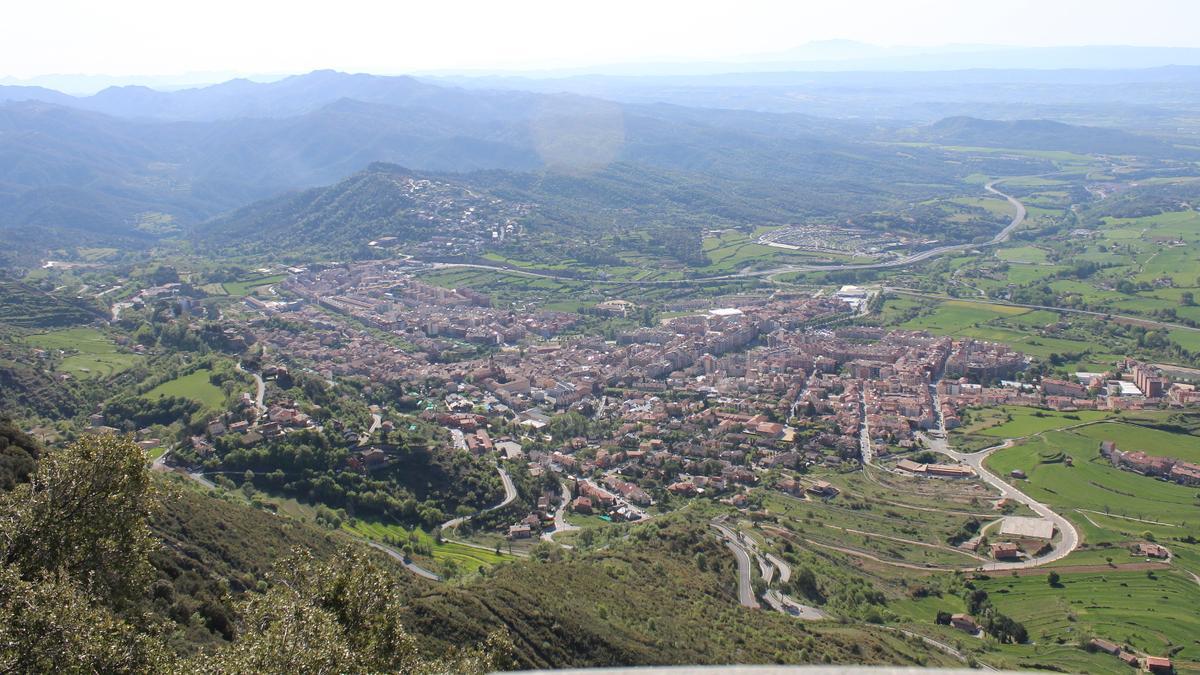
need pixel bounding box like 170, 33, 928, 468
3, 0, 1199, 78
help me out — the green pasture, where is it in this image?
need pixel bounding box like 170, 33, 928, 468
145, 369, 227, 409
25, 327, 141, 379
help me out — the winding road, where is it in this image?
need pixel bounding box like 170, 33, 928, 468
235, 361, 265, 410
711, 520, 759, 609
542, 482, 580, 543
920, 382, 1080, 570
366, 541, 442, 581
440, 463, 517, 531
712, 519, 829, 618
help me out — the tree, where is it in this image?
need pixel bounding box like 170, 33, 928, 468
0, 434, 169, 672
1047, 571, 1061, 586
203, 547, 512, 673
1, 433, 158, 610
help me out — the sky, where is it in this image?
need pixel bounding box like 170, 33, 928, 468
3, 0, 1200, 80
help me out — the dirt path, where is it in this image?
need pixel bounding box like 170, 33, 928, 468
1007, 561, 1171, 576
1076, 508, 1180, 527
829, 525, 989, 562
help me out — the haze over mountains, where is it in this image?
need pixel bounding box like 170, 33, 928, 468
0, 64, 1195, 264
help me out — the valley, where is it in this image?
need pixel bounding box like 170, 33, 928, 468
7, 57, 1200, 674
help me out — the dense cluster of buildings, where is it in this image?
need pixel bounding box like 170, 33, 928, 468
1100, 440, 1200, 485
221, 264, 1200, 517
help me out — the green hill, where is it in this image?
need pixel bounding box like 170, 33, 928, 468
403, 516, 948, 669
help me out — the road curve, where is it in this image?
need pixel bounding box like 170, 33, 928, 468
441, 463, 517, 531
366, 541, 442, 581
542, 482, 580, 543
924, 435, 1080, 571
711, 521, 760, 609
415, 180, 1028, 286
235, 361, 266, 409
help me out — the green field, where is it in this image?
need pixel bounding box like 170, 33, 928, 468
956, 406, 1113, 441
994, 245, 1049, 264
985, 428, 1200, 576
900, 299, 1029, 332
222, 274, 286, 296
344, 519, 513, 575
1073, 420, 1200, 464
25, 327, 141, 379
145, 369, 227, 409
893, 569, 1200, 672
892, 297, 1103, 359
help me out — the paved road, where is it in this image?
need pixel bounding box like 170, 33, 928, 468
236, 362, 265, 409
858, 387, 874, 466
765, 553, 791, 584
763, 590, 828, 621
441, 463, 517, 530
542, 482, 580, 543
710, 516, 758, 607
415, 180, 1028, 286
361, 413, 382, 446
713, 520, 830, 618
923, 434, 1080, 570
187, 472, 216, 489
711, 521, 759, 609
366, 541, 442, 581
924, 381, 1079, 570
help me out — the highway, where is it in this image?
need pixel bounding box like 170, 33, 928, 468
415, 180, 1028, 286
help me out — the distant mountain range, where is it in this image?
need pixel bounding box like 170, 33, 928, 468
0, 69, 1187, 263
908, 116, 1182, 156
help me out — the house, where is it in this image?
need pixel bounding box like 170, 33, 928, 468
950, 613, 980, 634
1170, 462, 1200, 486
1117, 651, 1139, 667
571, 496, 593, 514
1133, 542, 1170, 559
991, 541, 1021, 560
508, 524, 531, 539
807, 480, 840, 498
495, 440, 524, 460
1145, 655, 1173, 673
1087, 638, 1121, 655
